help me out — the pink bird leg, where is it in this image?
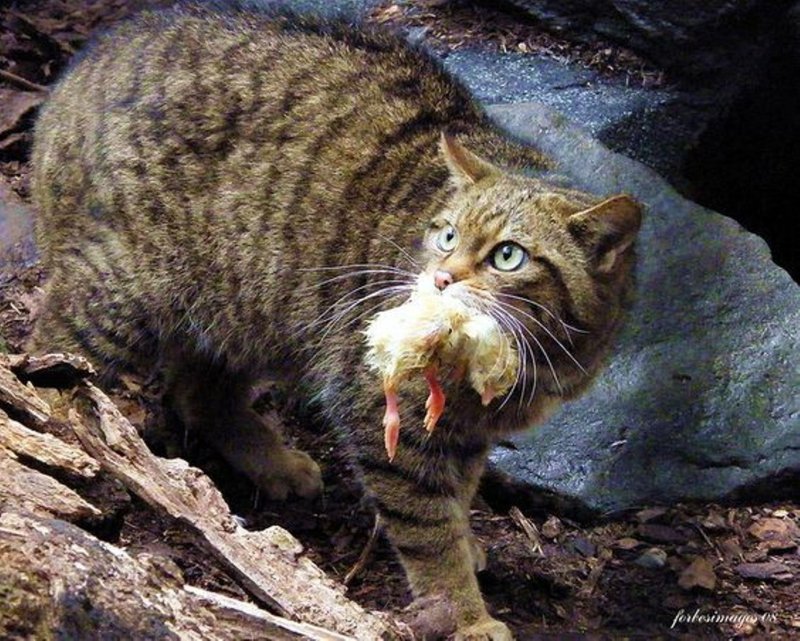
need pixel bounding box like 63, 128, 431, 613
423, 365, 446, 433
383, 381, 401, 461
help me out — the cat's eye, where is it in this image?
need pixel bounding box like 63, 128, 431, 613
490, 242, 527, 271
436, 225, 459, 252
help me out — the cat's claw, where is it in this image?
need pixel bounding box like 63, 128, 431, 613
383, 382, 401, 460
423, 366, 445, 433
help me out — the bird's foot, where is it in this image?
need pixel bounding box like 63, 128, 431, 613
383, 383, 401, 460
423, 366, 446, 432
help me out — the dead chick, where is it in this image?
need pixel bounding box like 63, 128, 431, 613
459, 313, 518, 406
364, 292, 469, 460
365, 290, 519, 460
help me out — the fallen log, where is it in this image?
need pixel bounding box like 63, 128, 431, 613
1, 352, 95, 388
0, 511, 351, 641
0, 355, 408, 640
0, 407, 99, 477
0, 446, 100, 520
0, 359, 50, 427
70, 381, 404, 639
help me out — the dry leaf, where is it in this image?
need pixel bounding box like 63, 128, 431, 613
700, 511, 727, 532
678, 557, 716, 591
541, 515, 562, 539
635, 507, 668, 523
0, 89, 43, 135
747, 517, 799, 551
736, 561, 793, 581
637, 523, 687, 544
613, 537, 642, 550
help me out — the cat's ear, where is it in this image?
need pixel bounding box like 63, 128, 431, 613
567, 195, 642, 273
440, 132, 500, 187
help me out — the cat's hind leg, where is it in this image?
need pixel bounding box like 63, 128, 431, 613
166, 353, 322, 500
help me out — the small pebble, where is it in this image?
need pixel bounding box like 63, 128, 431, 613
635, 547, 667, 569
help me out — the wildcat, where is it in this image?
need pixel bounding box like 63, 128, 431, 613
30, 5, 641, 639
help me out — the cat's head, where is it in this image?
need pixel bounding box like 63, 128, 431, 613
417, 133, 642, 398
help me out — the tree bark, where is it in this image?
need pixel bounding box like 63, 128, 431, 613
0, 354, 408, 641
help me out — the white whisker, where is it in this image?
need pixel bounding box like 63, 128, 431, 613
465, 293, 533, 413
495, 299, 586, 375
292, 279, 413, 341
497, 291, 588, 343
298, 262, 415, 274
376, 233, 421, 270
298, 269, 414, 292
316, 284, 414, 343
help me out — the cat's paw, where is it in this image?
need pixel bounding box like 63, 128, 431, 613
453, 617, 513, 641
402, 594, 457, 640
257, 449, 323, 500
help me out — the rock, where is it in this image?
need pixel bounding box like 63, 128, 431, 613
567, 536, 596, 558
634, 547, 667, 569
491, 0, 795, 79
487, 102, 800, 516
441, 47, 711, 184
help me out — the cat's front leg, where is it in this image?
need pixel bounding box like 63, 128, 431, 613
355, 422, 511, 640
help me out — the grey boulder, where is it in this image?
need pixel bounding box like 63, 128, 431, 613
492, 0, 794, 78
486, 102, 800, 515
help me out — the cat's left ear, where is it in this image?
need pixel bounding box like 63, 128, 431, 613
440, 132, 500, 187
567, 195, 642, 273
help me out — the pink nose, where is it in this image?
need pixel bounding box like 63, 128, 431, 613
434, 270, 454, 291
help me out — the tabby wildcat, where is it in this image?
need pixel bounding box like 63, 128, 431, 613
30, 6, 641, 639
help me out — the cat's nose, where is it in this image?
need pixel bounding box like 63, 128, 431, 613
434, 270, 454, 291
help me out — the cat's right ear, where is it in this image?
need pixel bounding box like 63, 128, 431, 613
440, 132, 499, 188
567, 194, 642, 273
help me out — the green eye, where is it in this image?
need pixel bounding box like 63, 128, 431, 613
437, 225, 459, 252
490, 242, 527, 271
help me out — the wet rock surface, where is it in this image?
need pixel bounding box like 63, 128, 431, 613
487, 103, 800, 514
493, 0, 794, 79
440, 48, 712, 185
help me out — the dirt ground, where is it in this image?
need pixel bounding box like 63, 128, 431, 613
1, 1, 798, 639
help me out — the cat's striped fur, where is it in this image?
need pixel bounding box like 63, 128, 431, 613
30, 6, 641, 639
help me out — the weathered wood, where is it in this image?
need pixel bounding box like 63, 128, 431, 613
69, 381, 405, 640
0, 446, 100, 519
509, 506, 544, 557
184, 585, 355, 641
0, 408, 99, 478
0, 361, 50, 427
0, 511, 337, 641
1, 352, 95, 388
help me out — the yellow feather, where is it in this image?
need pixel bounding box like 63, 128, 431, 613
364, 289, 518, 402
